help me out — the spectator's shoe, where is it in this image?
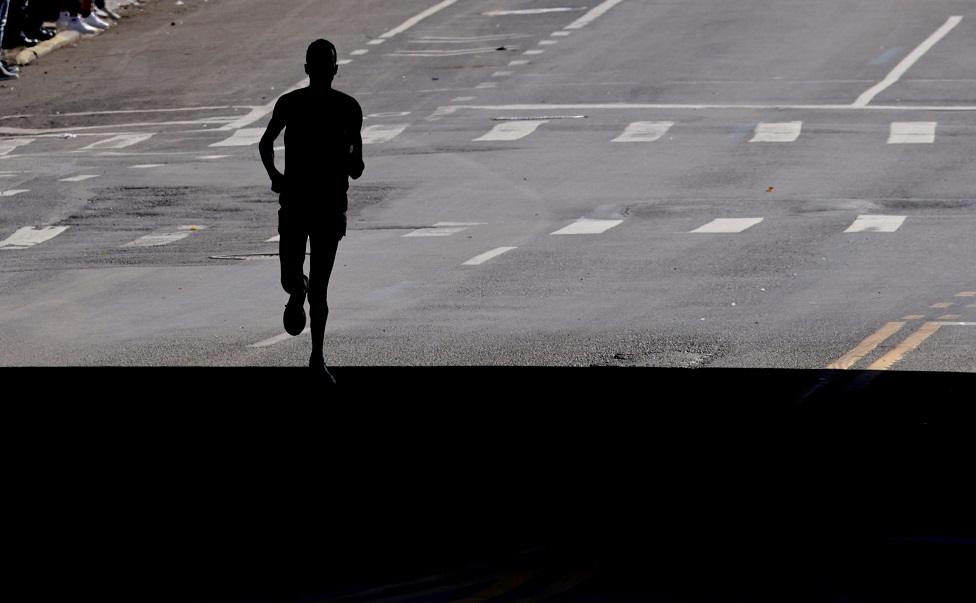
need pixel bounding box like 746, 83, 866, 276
57, 12, 100, 34
83, 13, 112, 30
2, 32, 39, 49
0, 62, 19, 81
309, 353, 337, 385
95, 7, 122, 21
28, 27, 58, 42
283, 275, 309, 336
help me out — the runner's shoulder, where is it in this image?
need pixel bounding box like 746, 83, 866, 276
332, 89, 363, 116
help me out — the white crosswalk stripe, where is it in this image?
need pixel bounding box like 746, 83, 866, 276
0, 226, 69, 249
613, 121, 674, 142
209, 128, 264, 147
0, 138, 35, 156
475, 120, 548, 142
362, 124, 409, 144
551, 218, 624, 235
123, 225, 208, 248
749, 122, 803, 142
81, 133, 155, 150
888, 122, 937, 144
844, 215, 906, 233
691, 218, 764, 233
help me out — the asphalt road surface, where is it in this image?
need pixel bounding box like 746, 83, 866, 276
1, 0, 974, 372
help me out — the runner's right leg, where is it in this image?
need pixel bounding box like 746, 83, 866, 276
278, 207, 308, 335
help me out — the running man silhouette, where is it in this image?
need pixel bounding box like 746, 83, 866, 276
259, 39, 364, 383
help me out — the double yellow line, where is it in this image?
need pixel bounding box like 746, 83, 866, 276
829, 320, 971, 370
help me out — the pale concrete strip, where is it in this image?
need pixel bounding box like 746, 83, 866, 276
854, 16, 963, 107
844, 215, 906, 233
59, 174, 100, 182
379, 0, 460, 39
475, 120, 548, 141
210, 128, 265, 147
749, 121, 803, 142
484, 8, 580, 16
565, 0, 627, 30
551, 218, 624, 235
691, 218, 763, 233
123, 225, 207, 248
250, 327, 310, 348
81, 133, 154, 150
0, 138, 35, 156
1, 189, 30, 197
362, 124, 409, 144
0, 226, 69, 249
827, 321, 906, 369
888, 121, 937, 143
463, 246, 517, 266
867, 321, 942, 370
613, 121, 674, 142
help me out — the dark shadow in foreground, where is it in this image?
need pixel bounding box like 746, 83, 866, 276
5, 367, 974, 603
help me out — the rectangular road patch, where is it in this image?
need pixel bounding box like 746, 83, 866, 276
749, 121, 803, 142
551, 218, 624, 235
362, 124, 409, 144
613, 121, 674, 142
888, 122, 937, 144
691, 218, 764, 234
844, 215, 906, 233
475, 120, 548, 141
0, 226, 69, 250
82, 133, 155, 150
210, 128, 264, 147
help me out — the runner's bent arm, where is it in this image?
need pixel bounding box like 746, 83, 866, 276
348, 101, 364, 180
259, 100, 287, 192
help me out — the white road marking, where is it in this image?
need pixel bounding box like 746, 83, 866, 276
130, 164, 165, 169
524, 49, 545, 55
452, 96, 476, 102
362, 124, 409, 144
81, 133, 155, 150
476, 82, 498, 89
691, 218, 764, 234
749, 121, 803, 142
844, 215, 906, 233
412, 34, 522, 43
250, 327, 310, 348
379, 0, 460, 39
565, 0, 628, 30
367, 112, 412, 118
404, 222, 482, 237
218, 78, 309, 131
59, 174, 100, 182
551, 218, 624, 235
391, 48, 501, 57
367, 39, 386, 45
888, 121, 937, 143
266, 235, 280, 243
0, 138, 35, 156
123, 225, 207, 248
551, 31, 572, 36
613, 121, 674, 142
493, 71, 514, 77
463, 246, 517, 265
48, 106, 238, 118
853, 16, 963, 107
483, 8, 581, 16
509, 60, 530, 66
436, 103, 976, 113
0, 226, 69, 249
539, 40, 558, 45
475, 120, 548, 141
197, 155, 229, 160
350, 49, 369, 56
210, 127, 265, 147
1, 189, 30, 197
337, 59, 353, 65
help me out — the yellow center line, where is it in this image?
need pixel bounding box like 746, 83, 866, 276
867, 321, 943, 370
827, 321, 906, 370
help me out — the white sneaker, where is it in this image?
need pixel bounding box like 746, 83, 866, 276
56, 12, 100, 34
83, 13, 111, 30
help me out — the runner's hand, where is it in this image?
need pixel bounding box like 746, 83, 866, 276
270, 173, 286, 193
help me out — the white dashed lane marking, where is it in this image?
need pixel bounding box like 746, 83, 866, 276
1, 189, 30, 197
463, 246, 517, 265
475, 120, 548, 141
210, 127, 264, 147
404, 222, 482, 238
551, 218, 624, 235
362, 124, 409, 144
59, 174, 100, 182
888, 121, 937, 144
483, 8, 581, 16
350, 49, 369, 56
0, 138, 35, 156
844, 215, 906, 233
250, 327, 310, 348
81, 133, 154, 150
0, 226, 69, 249
197, 155, 230, 160
613, 121, 674, 142
130, 164, 165, 169
123, 225, 208, 248
749, 122, 803, 142
523, 49, 545, 55
565, 0, 628, 30
691, 218, 764, 233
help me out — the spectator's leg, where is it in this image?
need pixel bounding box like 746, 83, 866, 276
0, 0, 10, 50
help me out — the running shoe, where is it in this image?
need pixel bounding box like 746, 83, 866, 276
283, 275, 308, 336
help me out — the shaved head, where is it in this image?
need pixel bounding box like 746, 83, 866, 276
306, 39, 337, 67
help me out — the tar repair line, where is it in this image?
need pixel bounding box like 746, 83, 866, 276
853, 16, 963, 107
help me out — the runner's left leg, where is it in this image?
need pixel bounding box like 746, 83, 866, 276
308, 232, 340, 358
